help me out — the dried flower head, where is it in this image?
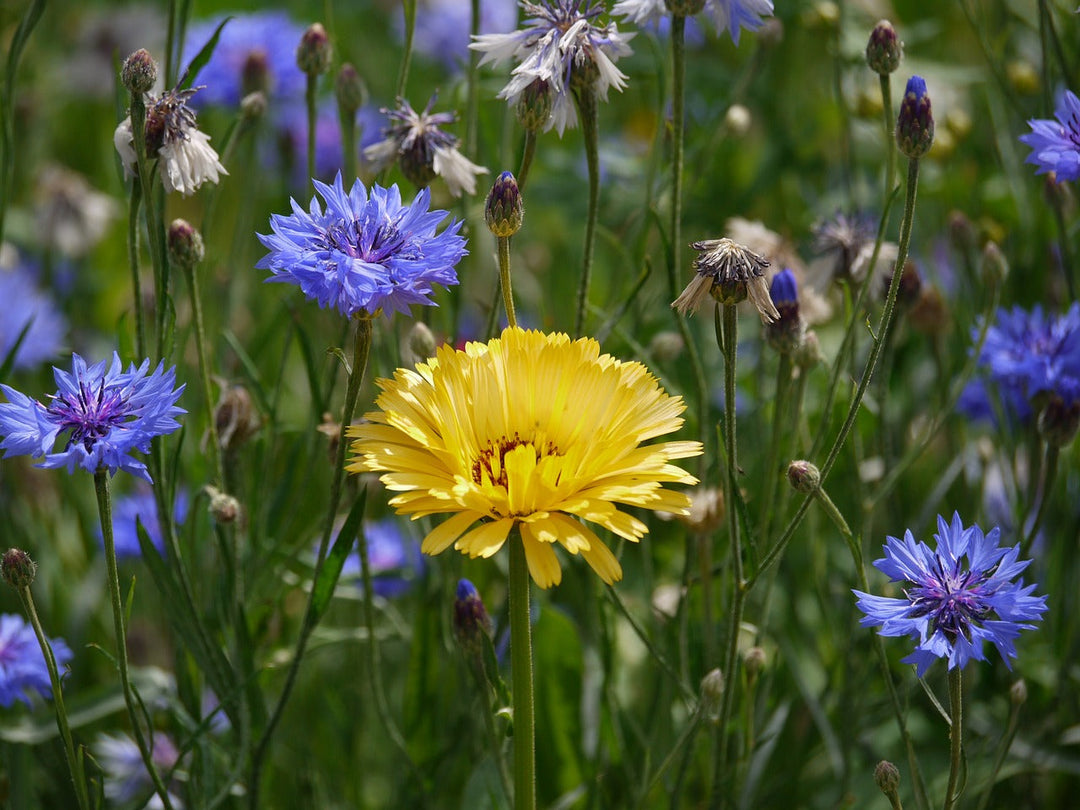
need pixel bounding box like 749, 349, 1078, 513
673, 238, 778, 322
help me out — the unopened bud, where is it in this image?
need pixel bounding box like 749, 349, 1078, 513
205, 487, 241, 524
980, 241, 1008, 287
167, 219, 204, 269
122, 49, 158, 95
240, 91, 268, 122
215, 385, 261, 451
649, 331, 684, 363
794, 330, 823, 370
700, 669, 725, 723
516, 79, 553, 133
873, 760, 901, 796
485, 171, 523, 237
297, 23, 332, 77
1, 548, 36, 589
866, 20, 902, 76
744, 646, 766, 679
453, 579, 493, 655
787, 460, 821, 493
335, 63, 367, 116
1009, 679, 1028, 707
896, 76, 934, 159
406, 322, 437, 364
241, 51, 270, 96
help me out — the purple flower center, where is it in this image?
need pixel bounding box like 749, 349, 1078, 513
906, 553, 994, 640
47, 381, 130, 454
326, 216, 421, 267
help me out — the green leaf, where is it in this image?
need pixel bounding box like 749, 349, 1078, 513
311, 488, 367, 625
178, 16, 233, 91
532, 605, 585, 802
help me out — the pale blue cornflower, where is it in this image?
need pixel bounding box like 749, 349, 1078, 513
1019, 89, 1080, 182
0, 613, 73, 708
854, 513, 1047, 678
256, 173, 466, 318
0, 261, 67, 370
613, 0, 773, 45
95, 732, 184, 810
0, 353, 185, 482
470, 1, 635, 135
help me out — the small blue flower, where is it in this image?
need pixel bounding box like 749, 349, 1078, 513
102, 485, 188, 559
95, 731, 184, 809
978, 303, 1080, 408
0, 353, 185, 482
0, 613, 73, 708
1019, 89, 1080, 182
256, 172, 466, 318
335, 518, 424, 598
0, 263, 67, 371
854, 513, 1047, 678
769, 267, 798, 307
181, 11, 307, 109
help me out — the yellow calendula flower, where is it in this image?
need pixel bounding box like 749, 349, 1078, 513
346, 327, 702, 588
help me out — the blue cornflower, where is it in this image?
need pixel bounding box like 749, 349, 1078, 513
978, 303, 1080, 408
0, 353, 185, 482
613, 0, 773, 46
95, 732, 184, 810
854, 513, 1047, 678
0, 613, 73, 708
181, 11, 307, 109
102, 485, 188, 559
336, 518, 424, 598
1019, 89, 1080, 182
470, 1, 635, 136
256, 172, 467, 318
0, 262, 67, 370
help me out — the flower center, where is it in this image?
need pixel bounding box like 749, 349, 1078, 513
47, 381, 130, 454
326, 215, 421, 269
908, 554, 995, 639
471, 433, 558, 490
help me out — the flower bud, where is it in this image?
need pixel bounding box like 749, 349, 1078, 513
947, 210, 976, 255
400, 141, 436, 189
241, 51, 270, 96
896, 75, 934, 159
794, 330, 823, 370
406, 322, 437, 364
335, 63, 368, 116
516, 79, 553, 133
485, 172, 524, 238
215, 385, 261, 451
787, 460, 821, 493
1, 548, 36, 589
980, 241, 1008, 287
205, 487, 241, 524
744, 646, 766, 679
240, 91, 268, 122
700, 668, 725, 723
453, 579, 493, 655
1009, 678, 1028, 707
296, 23, 332, 77
121, 49, 158, 95
766, 269, 804, 354
648, 331, 684, 363
167, 219, 204, 269
873, 760, 901, 796
866, 20, 902, 76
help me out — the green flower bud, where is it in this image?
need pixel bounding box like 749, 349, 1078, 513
787, 460, 821, 493
866, 20, 903, 76
297, 23, 332, 77
1, 548, 36, 590
167, 219, 204, 269
485, 172, 524, 238
122, 49, 158, 95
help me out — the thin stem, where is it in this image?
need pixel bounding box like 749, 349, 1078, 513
974, 691, 1023, 810
94, 470, 176, 810
943, 668, 964, 810
517, 130, 537, 192
509, 532, 536, 810
184, 264, 223, 487
1048, 187, 1076, 301
305, 74, 317, 182
880, 74, 896, 196
465, 0, 481, 158
16, 585, 91, 810
128, 180, 146, 359
671, 14, 687, 308
1022, 442, 1059, 555
758, 353, 793, 552
710, 304, 744, 810
395, 0, 416, 99
340, 106, 358, 185
249, 315, 373, 807
574, 84, 600, 337
498, 235, 518, 328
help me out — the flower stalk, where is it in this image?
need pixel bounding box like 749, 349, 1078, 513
574, 84, 600, 337
509, 531, 536, 810
943, 668, 964, 810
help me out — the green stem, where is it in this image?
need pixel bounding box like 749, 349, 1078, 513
943, 668, 964, 810
128, 180, 146, 359
880, 73, 896, 195
249, 315, 374, 807
184, 264, 224, 487
517, 130, 537, 192
757, 353, 793, 553
305, 74, 317, 182
1048, 186, 1076, 301
396, 0, 416, 99
509, 533, 536, 810
16, 585, 90, 810
1022, 442, 1058, 555
671, 14, 687, 304
94, 470, 176, 810
465, 0, 481, 158
498, 235, 518, 328
710, 304, 744, 810
574, 84, 600, 337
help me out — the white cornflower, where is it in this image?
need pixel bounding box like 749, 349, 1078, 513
362, 96, 488, 197
114, 86, 227, 197
470, 1, 634, 136
613, 0, 774, 46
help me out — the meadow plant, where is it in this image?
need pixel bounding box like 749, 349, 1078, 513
0, 3, 1077, 809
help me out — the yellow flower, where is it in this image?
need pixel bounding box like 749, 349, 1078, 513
346, 328, 702, 588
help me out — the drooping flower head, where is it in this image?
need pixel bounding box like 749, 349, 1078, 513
0, 613, 73, 708
0, 260, 67, 371
672, 237, 779, 322
363, 96, 489, 197
854, 513, 1047, 677
95, 732, 184, 810
0, 353, 185, 482
613, 0, 773, 45
346, 327, 702, 588
470, 1, 635, 136
1019, 88, 1080, 182
256, 172, 467, 318
114, 85, 228, 196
